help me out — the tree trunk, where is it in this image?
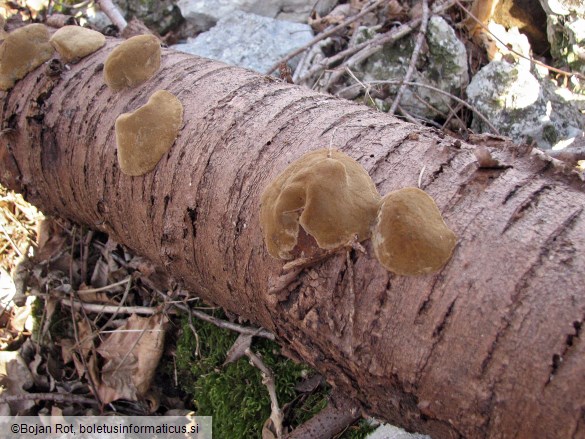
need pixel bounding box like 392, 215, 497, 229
1, 39, 585, 439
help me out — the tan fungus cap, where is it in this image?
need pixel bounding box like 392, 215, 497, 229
50, 25, 106, 63
115, 90, 183, 176
0, 24, 54, 91
260, 149, 381, 260
104, 34, 161, 91
372, 187, 456, 276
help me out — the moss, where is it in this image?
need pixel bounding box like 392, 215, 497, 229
174, 311, 312, 438
172, 310, 371, 438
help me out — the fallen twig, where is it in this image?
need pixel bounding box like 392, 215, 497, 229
245, 348, 284, 438
313, 0, 456, 89
157, 291, 276, 340
338, 79, 500, 134
389, 0, 430, 114
97, 0, 127, 31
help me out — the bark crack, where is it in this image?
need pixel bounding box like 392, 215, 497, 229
482, 207, 583, 375
501, 184, 552, 233
416, 295, 460, 382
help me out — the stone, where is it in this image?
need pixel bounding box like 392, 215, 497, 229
466, 60, 585, 149
176, 0, 317, 33
356, 16, 468, 120
172, 10, 313, 73
541, 0, 585, 77
366, 423, 430, 439
113, 0, 183, 35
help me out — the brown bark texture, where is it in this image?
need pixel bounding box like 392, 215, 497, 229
1, 39, 585, 439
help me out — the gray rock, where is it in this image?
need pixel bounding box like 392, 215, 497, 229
356, 16, 468, 119
366, 424, 430, 439
466, 60, 584, 149
177, 0, 316, 32
172, 10, 313, 73
541, 0, 585, 76
114, 0, 183, 35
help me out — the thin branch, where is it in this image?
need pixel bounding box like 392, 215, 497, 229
156, 291, 276, 340
265, 0, 386, 75
97, 0, 127, 31
0, 222, 23, 258
64, 300, 166, 315
338, 79, 500, 134
389, 0, 430, 114
245, 348, 284, 438
312, 0, 456, 89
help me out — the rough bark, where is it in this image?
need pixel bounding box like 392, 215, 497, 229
1, 39, 585, 439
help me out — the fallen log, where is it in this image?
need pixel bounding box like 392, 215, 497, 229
1, 38, 584, 438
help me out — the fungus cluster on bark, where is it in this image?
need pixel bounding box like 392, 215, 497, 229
0, 21, 182, 177
260, 150, 457, 276
101, 34, 183, 176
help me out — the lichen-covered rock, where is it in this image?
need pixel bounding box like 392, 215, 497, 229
355, 16, 468, 119
172, 10, 313, 73
541, 0, 585, 78
467, 60, 584, 149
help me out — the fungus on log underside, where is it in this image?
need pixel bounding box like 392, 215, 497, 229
372, 187, 456, 275
103, 34, 161, 91
0, 24, 54, 91
260, 149, 381, 260
115, 90, 183, 176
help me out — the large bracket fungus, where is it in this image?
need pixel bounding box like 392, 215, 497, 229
49, 25, 106, 63
372, 187, 457, 276
260, 149, 381, 260
0, 24, 54, 91
103, 34, 161, 91
115, 90, 183, 176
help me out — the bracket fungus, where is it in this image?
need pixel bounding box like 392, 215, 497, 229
0, 24, 54, 91
104, 34, 161, 91
260, 149, 381, 260
115, 90, 183, 176
372, 187, 456, 276
49, 26, 106, 63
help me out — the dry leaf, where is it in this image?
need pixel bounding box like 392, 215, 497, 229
95, 313, 167, 405
0, 351, 35, 414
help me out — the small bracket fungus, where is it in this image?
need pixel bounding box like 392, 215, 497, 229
372, 187, 456, 276
104, 34, 161, 91
0, 24, 54, 91
260, 149, 381, 260
115, 90, 183, 176
49, 25, 106, 63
